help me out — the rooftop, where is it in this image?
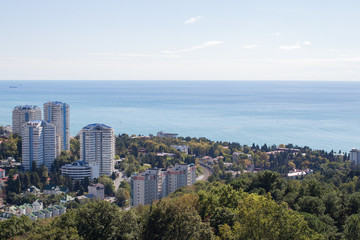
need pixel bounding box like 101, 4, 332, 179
14, 105, 40, 110
83, 123, 112, 130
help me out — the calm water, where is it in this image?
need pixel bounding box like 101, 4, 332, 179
0, 80, 359, 152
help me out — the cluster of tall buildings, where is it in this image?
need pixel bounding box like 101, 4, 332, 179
12, 103, 115, 178
131, 163, 196, 206
13, 102, 70, 171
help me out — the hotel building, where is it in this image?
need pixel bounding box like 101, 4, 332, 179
44, 101, 70, 155
12, 105, 42, 135
131, 163, 196, 206
79, 123, 115, 176
22, 120, 56, 171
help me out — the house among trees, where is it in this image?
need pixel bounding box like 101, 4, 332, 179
24, 185, 41, 196
43, 185, 68, 195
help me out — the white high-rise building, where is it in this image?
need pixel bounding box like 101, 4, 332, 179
131, 164, 196, 206
22, 120, 56, 171
12, 105, 42, 135
44, 101, 70, 156
79, 123, 115, 176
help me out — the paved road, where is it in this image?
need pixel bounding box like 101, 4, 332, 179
197, 163, 212, 181
114, 171, 125, 191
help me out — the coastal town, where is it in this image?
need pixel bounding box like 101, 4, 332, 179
1, 102, 360, 239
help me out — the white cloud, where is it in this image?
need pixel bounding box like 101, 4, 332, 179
241, 45, 258, 49
184, 16, 203, 24
275, 32, 281, 37
162, 41, 224, 54
87, 53, 181, 58
279, 42, 301, 50
279, 41, 311, 50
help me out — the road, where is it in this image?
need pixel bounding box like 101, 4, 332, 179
114, 171, 125, 191
197, 163, 212, 181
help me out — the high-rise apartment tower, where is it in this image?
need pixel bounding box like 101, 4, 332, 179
44, 101, 70, 155
12, 105, 42, 135
79, 123, 115, 176
22, 120, 56, 171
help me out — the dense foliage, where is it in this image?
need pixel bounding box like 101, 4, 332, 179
0, 182, 326, 239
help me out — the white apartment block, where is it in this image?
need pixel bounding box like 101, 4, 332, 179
80, 123, 115, 176
12, 105, 42, 135
44, 101, 70, 155
131, 163, 196, 206
22, 120, 56, 171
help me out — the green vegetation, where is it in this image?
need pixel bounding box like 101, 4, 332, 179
2, 132, 360, 239
0, 183, 326, 239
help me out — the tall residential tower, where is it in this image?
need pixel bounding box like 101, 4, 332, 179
22, 120, 56, 171
79, 123, 115, 176
44, 101, 70, 155
12, 105, 42, 135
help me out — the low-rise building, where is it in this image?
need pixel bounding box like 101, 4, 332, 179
60, 195, 75, 204
157, 131, 178, 138
24, 186, 41, 196
287, 169, 313, 178
171, 145, 189, 153
61, 161, 99, 180
44, 185, 68, 195
0, 212, 15, 221
88, 183, 105, 200
27, 205, 66, 221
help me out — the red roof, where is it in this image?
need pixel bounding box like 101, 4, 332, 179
0, 168, 5, 172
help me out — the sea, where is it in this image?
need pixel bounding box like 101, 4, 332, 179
0, 80, 359, 152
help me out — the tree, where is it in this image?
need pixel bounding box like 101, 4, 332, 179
344, 214, 360, 240
143, 195, 214, 240
111, 172, 117, 180
98, 175, 115, 196
75, 201, 122, 240
116, 188, 130, 207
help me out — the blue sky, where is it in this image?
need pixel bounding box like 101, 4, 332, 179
0, 0, 359, 80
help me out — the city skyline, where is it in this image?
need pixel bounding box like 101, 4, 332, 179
0, 1, 359, 81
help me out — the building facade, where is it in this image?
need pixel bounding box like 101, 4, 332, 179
350, 148, 360, 166
80, 123, 115, 176
131, 163, 196, 206
22, 120, 56, 171
88, 183, 105, 200
61, 161, 99, 180
44, 101, 70, 155
157, 131, 178, 138
12, 105, 42, 135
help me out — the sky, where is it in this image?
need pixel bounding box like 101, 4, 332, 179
0, 0, 359, 81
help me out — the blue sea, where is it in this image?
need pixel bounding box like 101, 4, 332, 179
0, 80, 359, 152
